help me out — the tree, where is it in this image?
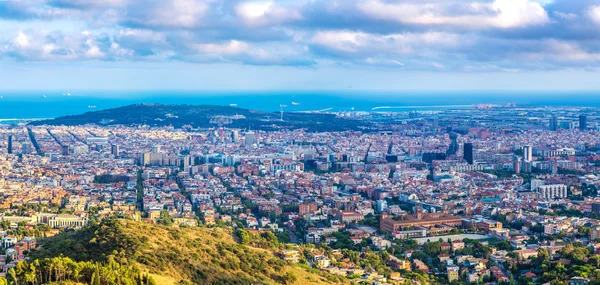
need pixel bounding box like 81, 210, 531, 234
537, 248, 550, 266
423, 241, 441, 256
282, 272, 297, 285
236, 229, 252, 244
7, 268, 18, 285
157, 210, 173, 226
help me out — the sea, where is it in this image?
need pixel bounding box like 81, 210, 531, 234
0, 90, 599, 122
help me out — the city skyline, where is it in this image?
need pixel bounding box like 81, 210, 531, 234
3, 0, 600, 90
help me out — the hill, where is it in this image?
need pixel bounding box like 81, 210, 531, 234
27, 218, 346, 285
30, 104, 372, 132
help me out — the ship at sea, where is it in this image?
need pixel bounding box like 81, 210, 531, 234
291, 102, 300, 105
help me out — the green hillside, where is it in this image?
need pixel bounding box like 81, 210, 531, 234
30, 104, 371, 132
24, 218, 345, 285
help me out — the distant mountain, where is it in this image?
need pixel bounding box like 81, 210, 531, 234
31, 104, 372, 132
28, 218, 345, 285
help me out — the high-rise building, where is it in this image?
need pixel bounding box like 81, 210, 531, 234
463, 143, 473, 165
560, 121, 574, 129
111, 144, 120, 157
523, 145, 532, 162
22, 143, 31, 154
245, 131, 255, 146
7, 135, 12, 154
538, 184, 567, 200
231, 130, 239, 143
579, 115, 588, 130
61, 145, 70, 156
513, 157, 521, 174
549, 115, 558, 131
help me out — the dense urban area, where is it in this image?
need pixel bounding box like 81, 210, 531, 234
2, 104, 600, 285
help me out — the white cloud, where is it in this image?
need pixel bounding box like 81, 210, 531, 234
588, 5, 600, 25
553, 11, 577, 21
126, 0, 211, 28
194, 40, 250, 55
311, 30, 463, 55
545, 40, 600, 61
358, 0, 549, 29
234, 0, 302, 26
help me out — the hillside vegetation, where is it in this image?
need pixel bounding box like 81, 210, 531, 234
28, 219, 344, 285
31, 104, 371, 132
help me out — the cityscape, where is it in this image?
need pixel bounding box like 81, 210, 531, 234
1, 104, 600, 284
4, 0, 600, 284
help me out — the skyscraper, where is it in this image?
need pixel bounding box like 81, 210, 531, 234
523, 145, 532, 162
62, 145, 70, 156
22, 143, 31, 154
231, 130, 239, 143
245, 131, 255, 147
463, 143, 473, 165
513, 157, 521, 174
7, 135, 12, 154
579, 115, 588, 130
111, 144, 120, 157
549, 115, 558, 131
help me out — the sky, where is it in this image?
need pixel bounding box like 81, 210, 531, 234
2, 0, 600, 91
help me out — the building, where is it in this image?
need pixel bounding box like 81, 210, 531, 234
231, 130, 239, 143
111, 144, 120, 157
22, 142, 31, 154
538, 184, 568, 200
87, 136, 109, 145
413, 259, 429, 272
7, 135, 12, 154
245, 131, 255, 146
549, 115, 558, 131
462, 218, 503, 232
590, 227, 600, 241
279, 250, 300, 263
531, 179, 545, 191
62, 145, 70, 156
579, 114, 588, 130
376, 200, 388, 212
43, 214, 88, 229
380, 209, 462, 232
336, 211, 364, 223
464, 143, 473, 165
513, 157, 521, 174
388, 255, 411, 271
592, 203, 600, 215
523, 145, 533, 162
448, 267, 460, 283
140, 152, 164, 166
452, 240, 465, 251
314, 255, 331, 268
299, 202, 317, 215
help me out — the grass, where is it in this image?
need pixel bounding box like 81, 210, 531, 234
34, 218, 343, 285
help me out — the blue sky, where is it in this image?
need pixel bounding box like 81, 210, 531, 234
2, 0, 600, 91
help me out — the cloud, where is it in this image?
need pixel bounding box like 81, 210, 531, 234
234, 1, 302, 26
357, 0, 550, 29
123, 0, 211, 29
588, 5, 600, 25
309, 30, 466, 68
2, 0, 600, 71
